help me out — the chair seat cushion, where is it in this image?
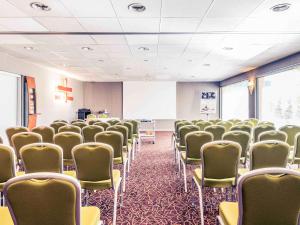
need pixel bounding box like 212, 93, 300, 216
219, 202, 238, 225
0, 207, 13, 225
63, 170, 76, 178
114, 153, 127, 165
193, 168, 236, 188
176, 143, 186, 152
181, 152, 201, 164
80, 169, 121, 190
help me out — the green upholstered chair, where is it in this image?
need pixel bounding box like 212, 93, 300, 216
176, 121, 193, 137
72, 122, 88, 130
1, 173, 101, 225
180, 131, 213, 192
6, 127, 29, 147
32, 126, 55, 143
53, 119, 68, 123
245, 118, 259, 126
82, 125, 104, 143
209, 119, 222, 124
191, 119, 204, 125
257, 121, 275, 127
126, 120, 140, 151
70, 119, 85, 124
50, 122, 68, 134
230, 124, 252, 134
204, 125, 226, 141
195, 121, 213, 131
0, 137, 2, 144
95, 131, 128, 192
279, 125, 300, 147
107, 119, 121, 126
217, 121, 234, 132
290, 133, 300, 166
253, 124, 275, 142
222, 131, 250, 166
11, 132, 42, 161
0, 144, 16, 206
227, 119, 242, 125
218, 168, 300, 225
118, 122, 136, 160
88, 120, 99, 125
94, 121, 110, 131
53, 132, 83, 168
87, 114, 97, 120
236, 121, 255, 128
193, 141, 241, 225
72, 143, 122, 225
58, 125, 81, 134
258, 130, 287, 142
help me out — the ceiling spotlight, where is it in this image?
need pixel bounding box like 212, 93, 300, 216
203, 63, 210, 67
24, 46, 34, 50
270, 3, 291, 12
138, 46, 149, 51
223, 46, 234, 50
30, 2, 51, 11
81, 46, 93, 51
128, 3, 146, 12
98, 59, 104, 62
144, 59, 149, 62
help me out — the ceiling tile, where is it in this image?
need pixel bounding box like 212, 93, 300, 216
35, 17, 84, 32
126, 35, 158, 45
0, 18, 48, 31
160, 18, 200, 32
159, 34, 191, 45
0, 0, 27, 17
0, 35, 34, 44
119, 18, 160, 32
78, 18, 122, 32
92, 35, 127, 45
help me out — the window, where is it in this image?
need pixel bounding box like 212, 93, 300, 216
221, 80, 249, 120
258, 68, 300, 127
0, 71, 22, 144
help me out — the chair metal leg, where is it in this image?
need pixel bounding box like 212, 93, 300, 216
193, 177, 205, 225
122, 160, 127, 192
112, 179, 121, 225
181, 159, 188, 192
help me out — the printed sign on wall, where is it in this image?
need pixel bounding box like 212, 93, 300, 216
200, 92, 217, 114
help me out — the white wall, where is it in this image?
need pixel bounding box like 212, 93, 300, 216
0, 52, 84, 126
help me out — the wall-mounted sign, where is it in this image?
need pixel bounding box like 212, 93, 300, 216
55, 78, 73, 102
200, 91, 217, 114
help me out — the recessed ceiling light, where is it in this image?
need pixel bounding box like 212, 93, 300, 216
144, 59, 149, 62
81, 47, 93, 51
270, 3, 291, 12
223, 47, 234, 50
128, 3, 146, 12
188, 59, 193, 62
30, 2, 51, 11
24, 46, 34, 50
138, 46, 149, 51
203, 63, 210, 67
98, 59, 104, 62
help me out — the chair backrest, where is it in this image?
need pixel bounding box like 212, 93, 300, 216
228, 119, 242, 125
0, 144, 16, 184
191, 119, 204, 125
71, 119, 85, 124
237, 168, 300, 225
94, 122, 110, 130
217, 121, 233, 132
230, 124, 252, 134
292, 133, 300, 161
72, 143, 113, 184
174, 120, 187, 130
6, 127, 29, 146
54, 132, 83, 160
107, 125, 128, 147
0, 136, 2, 144
250, 141, 290, 170
185, 131, 213, 160
209, 119, 222, 124
222, 131, 250, 159
279, 125, 300, 146
121, 122, 133, 140
201, 141, 241, 186
258, 130, 287, 142
72, 122, 88, 130
32, 126, 55, 143
237, 121, 255, 128
88, 120, 99, 125
95, 131, 123, 159
246, 118, 259, 126
20, 143, 63, 173
82, 125, 104, 142
126, 120, 139, 135
4, 173, 81, 225
58, 125, 81, 134
53, 119, 68, 123
204, 125, 226, 141
176, 121, 193, 135
195, 121, 213, 131
107, 119, 121, 126
178, 125, 200, 146
253, 125, 275, 142
87, 114, 97, 120
257, 121, 275, 127
50, 122, 68, 134
11, 132, 42, 159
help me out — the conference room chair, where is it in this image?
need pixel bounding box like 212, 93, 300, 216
0, 173, 101, 225
279, 125, 300, 147
253, 124, 275, 142
11, 132, 42, 163
222, 131, 250, 167
193, 141, 241, 225
32, 125, 55, 143
19, 143, 75, 177
71, 119, 85, 124
126, 120, 140, 152
195, 121, 213, 131
218, 168, 300, 225
72, 143, 122, 225
72, 121, 88, 130
95, 131, 128, 192
258, 130, 287, 142
209, 119, 222, 124
94, 121, 110, 130
58, 124, 81, 134
50, 122, 68, 134
227, 119, 241, 125
0, 144, 16, 206
217, 121, 234, 132
204, 125, 226, 141
174, 121, 193, 149
117, 122, 136, 160
88, 120, 99, 125
290, 133, 300, 167
230, 124, 252, 134
53, 119, 68, 123
54, 132, 83, 169
257, 121, 275, 127
0, 136, 2, 144
238, 140, 290, 176
180, 131, 213, 192
236, 121, 254, 128
107, 119, 121, 126
245, 118, 259, 126
82, 125, 104, 143
6, 127, 29, 147
191, 119, 204, 125
87, 114, 97, 120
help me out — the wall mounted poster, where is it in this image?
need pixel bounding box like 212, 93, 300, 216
200, 92, 217, 114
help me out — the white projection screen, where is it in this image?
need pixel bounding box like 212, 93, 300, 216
123, 81, 176, 120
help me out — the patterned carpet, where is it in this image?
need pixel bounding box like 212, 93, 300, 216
88, 132, 234, 225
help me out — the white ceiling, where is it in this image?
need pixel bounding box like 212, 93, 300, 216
0, 0, 300, 81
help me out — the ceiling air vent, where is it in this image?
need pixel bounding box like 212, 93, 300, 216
128, 3, 146, 12
30, 2, 51, 11
270, 3, 291, 12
